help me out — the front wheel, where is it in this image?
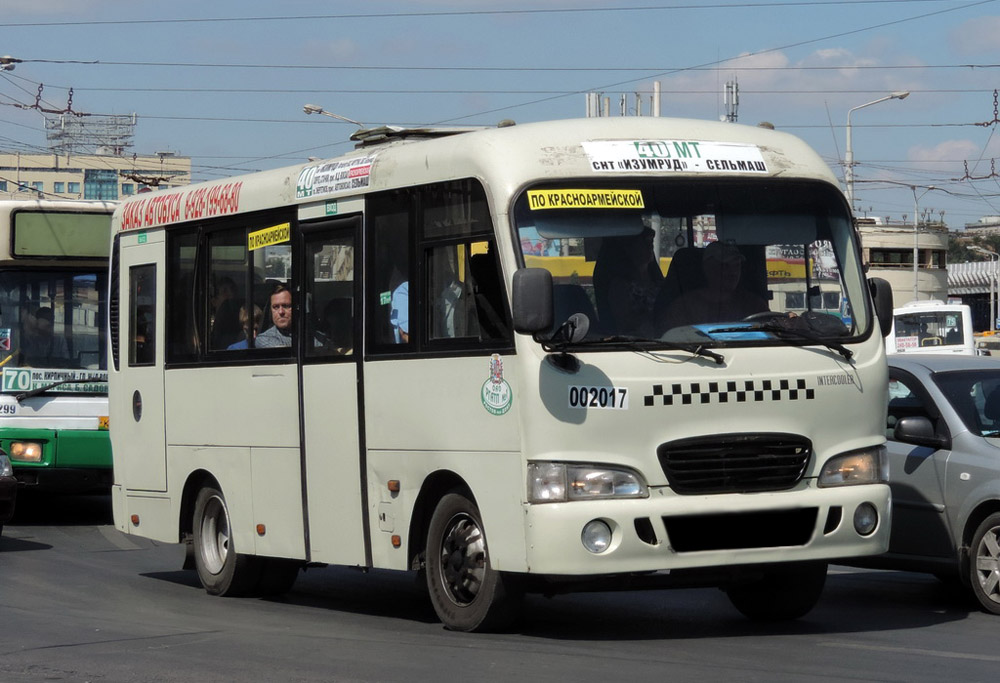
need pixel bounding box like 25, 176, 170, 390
192, 485, 261, 596
968, 513, 1000, 614
725, 562, 827, 621
425, 492, 522, 632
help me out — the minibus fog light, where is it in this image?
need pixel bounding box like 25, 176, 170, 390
0, 454, 12, 477
10, 441, 42, 462
853, 502, 879, 536
582, 520, 612, 554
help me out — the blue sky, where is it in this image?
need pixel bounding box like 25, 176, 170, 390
1, 0, 999, 229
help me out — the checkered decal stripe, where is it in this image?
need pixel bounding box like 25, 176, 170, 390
643, 379, 815, 406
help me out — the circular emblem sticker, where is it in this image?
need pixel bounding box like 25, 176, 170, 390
481, 354, 513, 416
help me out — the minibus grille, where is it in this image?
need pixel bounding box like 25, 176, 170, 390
656, 433, 811, 494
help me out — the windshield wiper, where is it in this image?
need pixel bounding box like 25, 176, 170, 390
708, 321, 853, 361
594, 335, 726, 365
15, 378, 94, 402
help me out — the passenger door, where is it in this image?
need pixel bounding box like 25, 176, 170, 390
299, 217, 367, 566
114, 231, 167, 492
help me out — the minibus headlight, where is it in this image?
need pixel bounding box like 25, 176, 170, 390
10, 441, 43, 463
0, 454, 12, 477
818, 446, 887, 487
528, 462, 648, 503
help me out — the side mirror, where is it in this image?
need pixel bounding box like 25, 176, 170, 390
512, 268, 553, 334
894, 415, 951, 450
869, 277, 894, 338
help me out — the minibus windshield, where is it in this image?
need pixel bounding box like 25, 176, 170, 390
513, 180, 868, 347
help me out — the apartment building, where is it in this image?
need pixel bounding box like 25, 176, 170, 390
0, 151, 191, 200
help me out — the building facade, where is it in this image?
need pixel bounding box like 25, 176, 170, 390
964, 215, 1000, 236
857, 218, 949, 306
0, 152, 191, 201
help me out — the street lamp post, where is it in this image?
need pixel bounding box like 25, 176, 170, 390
911, 185, 936, 302
971, 246, 999, 332
844, 91, 909, 210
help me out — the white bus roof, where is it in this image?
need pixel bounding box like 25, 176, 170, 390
894, 299, 969, 313
0, 199, 116, 214
112, 117, 842, 234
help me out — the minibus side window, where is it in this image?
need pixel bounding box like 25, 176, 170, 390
128, 264, 156, 366
206, 226, 249, 351
305, 230, 356, 358
368, 179, 511, 355
368, 190, 412, 347
166, 230, 198, 363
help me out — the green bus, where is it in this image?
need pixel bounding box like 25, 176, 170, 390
0, 200, 113, 492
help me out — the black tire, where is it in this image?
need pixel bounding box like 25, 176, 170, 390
192, 485, 262, 596
968, 512, 1000, 615
425, 491, 522, 632
726, 562, 827, 621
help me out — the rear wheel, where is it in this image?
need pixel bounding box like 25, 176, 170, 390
192, 485, 262, 596
425, 491, 522, 632
726, 562, 827, 621
968, 513, 1000, 615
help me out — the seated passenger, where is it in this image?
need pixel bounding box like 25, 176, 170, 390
227, 304, 263, 350
662, 241, 768, 329
593, 227, 663, 337
255, 283, 293, 348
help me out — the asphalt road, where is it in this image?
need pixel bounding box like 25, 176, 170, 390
1, 493, 997, 683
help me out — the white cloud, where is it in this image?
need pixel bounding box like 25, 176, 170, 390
948, 16, 1000, 55
908, 139, 982, 163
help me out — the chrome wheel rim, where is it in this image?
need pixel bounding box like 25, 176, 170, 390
200, 494, 230, 576
974, 524, 1000, 606
438, 512, 486, 606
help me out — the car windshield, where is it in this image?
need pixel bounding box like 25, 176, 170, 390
513, 179, 868, 347
932, 369, 1000, 437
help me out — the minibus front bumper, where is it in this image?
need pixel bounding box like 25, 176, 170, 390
521, 482, 890, 576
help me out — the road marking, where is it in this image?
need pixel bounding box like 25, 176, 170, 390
822, 641, 1000, 663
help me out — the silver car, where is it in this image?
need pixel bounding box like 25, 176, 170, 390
865, 354, 1000, 613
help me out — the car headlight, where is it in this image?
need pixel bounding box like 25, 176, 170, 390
0, 453, 12, 477
528, 462, 648, 503
818, 446, 888, 487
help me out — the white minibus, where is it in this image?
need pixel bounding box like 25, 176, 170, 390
887, 299, 976, 355
110, 117, 894, 631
